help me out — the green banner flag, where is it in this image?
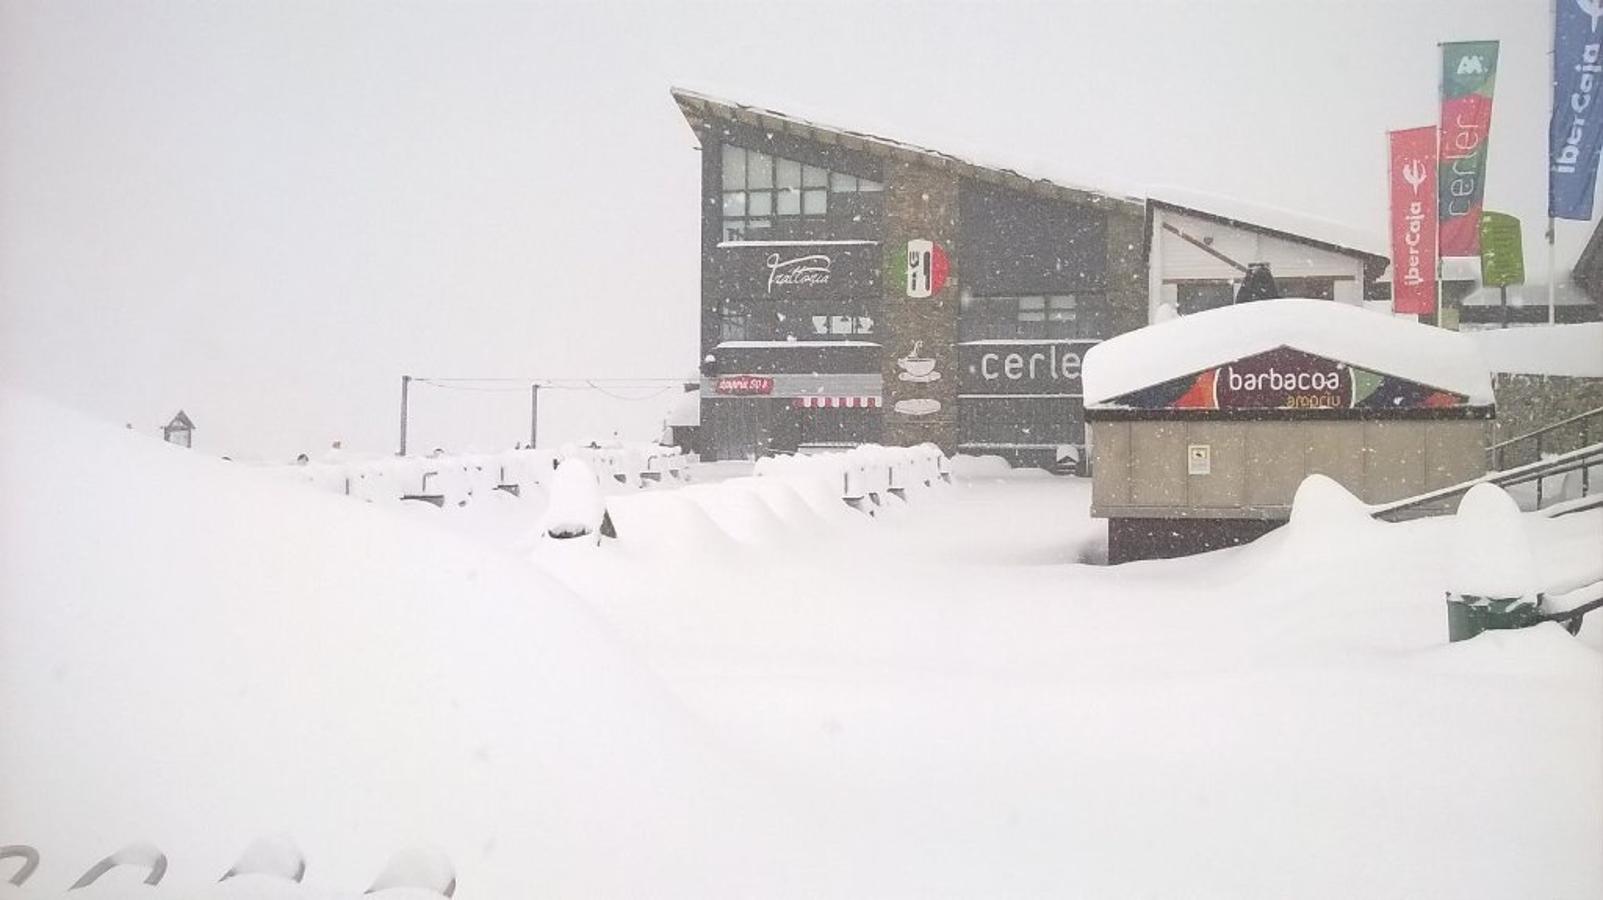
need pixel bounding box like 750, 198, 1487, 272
1478, 212, 1524, 288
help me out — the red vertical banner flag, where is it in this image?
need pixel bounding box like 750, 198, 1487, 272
1438, 41, 1499, 257
1389, 127, 1439, 316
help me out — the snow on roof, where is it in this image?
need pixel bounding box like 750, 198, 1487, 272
1148, 186, 1389, 260
1465, 323, 1603, 377
1082, 299, 1495, 406
665, 388, 700, 427
672, 87, 1146, 211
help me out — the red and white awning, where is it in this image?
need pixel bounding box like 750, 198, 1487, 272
792, 396, 881, 409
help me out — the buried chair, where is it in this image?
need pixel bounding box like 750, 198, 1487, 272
366, 847, 456, 898
1, 845, 40, 887
69, 842, 167, 889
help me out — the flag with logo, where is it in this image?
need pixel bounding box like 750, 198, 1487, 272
1439, 41, 1499, 256
1551, 0, 1603, 219
1389, 127, 1439, 315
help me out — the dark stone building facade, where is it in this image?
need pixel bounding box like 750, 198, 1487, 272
674, 89, 1147, 466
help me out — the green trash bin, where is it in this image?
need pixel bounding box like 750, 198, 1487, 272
1445, 592, 1545, 642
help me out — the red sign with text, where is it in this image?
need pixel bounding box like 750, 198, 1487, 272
714, 375, 774, 396
1389, 127, 1439, 316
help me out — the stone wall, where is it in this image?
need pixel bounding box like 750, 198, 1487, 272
1489, 373, 1603, 468
880, 160, 961, 452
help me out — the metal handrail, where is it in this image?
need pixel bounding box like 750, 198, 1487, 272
1488, 404, 1603, 473
1374, 441, 1603, 520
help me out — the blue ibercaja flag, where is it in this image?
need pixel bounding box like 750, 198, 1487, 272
1551, 0, 1603, 219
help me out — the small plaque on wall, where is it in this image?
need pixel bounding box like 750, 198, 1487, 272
1187, 444, 1211, 476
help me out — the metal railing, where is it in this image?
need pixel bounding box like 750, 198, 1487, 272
1373, 441, 1603, 521
1487, 404, 1603, 472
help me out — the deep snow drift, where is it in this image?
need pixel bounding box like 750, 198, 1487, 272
3, 386, 1601, 899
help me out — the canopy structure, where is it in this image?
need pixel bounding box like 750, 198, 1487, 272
1083, 299, 1495, 413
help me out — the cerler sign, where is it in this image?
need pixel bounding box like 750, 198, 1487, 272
1388, 126, 1439, 316
957, 341, 1097, 395
1438, 41, 1500, 256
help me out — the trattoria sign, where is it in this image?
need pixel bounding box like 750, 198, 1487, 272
711, 242, 879, 299
1102, 347, 1470, 412
957, 340, 1097, 395
714, 375, 774, 396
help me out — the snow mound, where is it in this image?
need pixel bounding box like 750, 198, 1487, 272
222, 836, 306, 882
1449, 483, 1539, 602
1467, 323, 1603, 378
0, 386, 787, 896
1082, 299, 1495, 407
681, 483, 791, 545
365, 847, 454, 897
604, 491, 738, 556
949, 454, 1013, 478
539, 457, 605, 538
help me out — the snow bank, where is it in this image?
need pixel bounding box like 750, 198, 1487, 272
0, 386, 796, 897
539, 458, 606, 538
949, 454, 1013, 478
1082, 299, 1495, 406
1467, 322, 1603, 378
1449, 483, 1540, 602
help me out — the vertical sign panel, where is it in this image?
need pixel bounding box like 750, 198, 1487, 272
1389, 127, 1439, 315
1551, 0, 1603, 220
1439, 41, 1500, 256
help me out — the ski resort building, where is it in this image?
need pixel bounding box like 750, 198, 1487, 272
1145, 190, 1391, 320
673, 88, 1148, 466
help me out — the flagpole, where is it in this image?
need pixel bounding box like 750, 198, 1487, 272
1436, 44, 1445, 328
1548, 0, 1559, 326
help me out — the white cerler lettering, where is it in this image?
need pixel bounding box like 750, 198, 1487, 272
979, 346, 1083, 382
1555, 14, 1603, 175
1224, 367, 1341, 392
765, 253, 832, 293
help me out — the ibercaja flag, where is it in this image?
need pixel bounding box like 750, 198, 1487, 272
1389, 127, 1439, 315
1439, 41, 1500, 256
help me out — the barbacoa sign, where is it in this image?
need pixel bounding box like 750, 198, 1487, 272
958, 341, 1097, 395
1103, 347, 1470, 411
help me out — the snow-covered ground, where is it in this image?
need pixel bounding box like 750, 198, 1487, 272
2, 386, 1601, 898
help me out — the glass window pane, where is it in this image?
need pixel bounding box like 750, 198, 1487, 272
802, 188, 827, 215
747, 191, 773, 216
721, 146, 746, 189
723, 221, 745, 241
776, 187, 801, 215
830, 314, 853, 334
811, 316, 830, 335
745, 218, 772, 234
1049, 295, 1076, 311
1019, 296, 1046, 311
721, 191, 745, 217
830, 172, 857, 192
855, 315, 875, 334
858, 178, 883, 192
803, 165, 828, 187
776, 158, 801, 188
747, 151, 773, 188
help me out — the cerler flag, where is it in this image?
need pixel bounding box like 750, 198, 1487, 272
1439, 41, 1500, 256
1550, 0, 1603, 220
1389, 127, 1439, 315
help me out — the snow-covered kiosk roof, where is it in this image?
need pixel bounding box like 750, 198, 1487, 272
1083, 299, 1495, 414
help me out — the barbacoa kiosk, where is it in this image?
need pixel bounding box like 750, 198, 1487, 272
1082, 300, 1496, 564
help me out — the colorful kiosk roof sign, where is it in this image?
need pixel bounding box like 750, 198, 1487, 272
1102, 346, 1472, 414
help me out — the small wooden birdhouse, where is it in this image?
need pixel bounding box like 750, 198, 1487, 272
163, 410, 195, 448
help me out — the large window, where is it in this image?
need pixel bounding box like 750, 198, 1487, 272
1176, 281, 1234, 316
960, 295, 1091, 341
721, 144, 881, 241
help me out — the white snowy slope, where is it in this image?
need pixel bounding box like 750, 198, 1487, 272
1467, 322, 1603, 378
535, 468, 1603, 900
1082, 299, 1496, 406
0, 387, 809, 898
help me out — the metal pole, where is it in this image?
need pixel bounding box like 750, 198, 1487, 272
529, 383, 540, 449
399, 375, 411, 457
1547, 217, 1558, 325
1500, 284, 1509, 328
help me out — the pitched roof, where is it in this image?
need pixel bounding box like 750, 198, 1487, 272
165, 410, 194, 430
1147, 187, 1389, 264
670, 87, 1144, 214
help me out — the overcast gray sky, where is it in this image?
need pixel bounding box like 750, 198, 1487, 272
0, 0, 1575, 460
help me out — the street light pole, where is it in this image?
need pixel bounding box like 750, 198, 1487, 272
529, 383, 540, 449
399, 374, 411, 456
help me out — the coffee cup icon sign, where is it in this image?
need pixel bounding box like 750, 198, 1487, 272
897, 341, 940, 382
